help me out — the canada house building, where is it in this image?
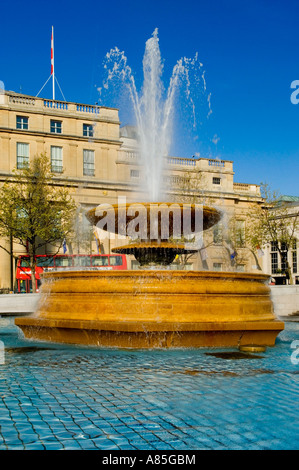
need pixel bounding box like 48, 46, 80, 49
0, 90, 298, 290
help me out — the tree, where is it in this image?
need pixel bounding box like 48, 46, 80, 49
0, 154, 77, 291
219, 214, 262, 271
167, 166, 264, 272
174, 171, 262, 271
247, 183, 299, 284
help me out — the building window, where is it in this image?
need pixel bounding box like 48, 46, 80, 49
279, 242, 288, 273
50, 120, 62, 134
130, 169, 140, 178
213, 224, 223, 244
51, 146, 63, 173
271, 252, 278, 274
83, 124, 93, 137
236, 264, 245, 272
16, 116, 28, 130
281, 251, 288, 273
162, 175, 184, 186
271, 241, 278, 252
292, 239, 297, 274
235, 220, 246, 247
293, 250, 297, 274
213, 262, 222, 271
83, 150, 95, 176
212, 177, 221, 185
16, 142, 29, 168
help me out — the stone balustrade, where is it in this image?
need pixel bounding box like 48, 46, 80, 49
3, 92, 118, 122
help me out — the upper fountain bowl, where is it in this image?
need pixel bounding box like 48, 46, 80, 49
86, 202, 221, 240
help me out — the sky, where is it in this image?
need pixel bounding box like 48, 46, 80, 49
1, 0, 299, 196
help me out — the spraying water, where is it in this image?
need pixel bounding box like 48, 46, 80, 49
100, 28, 211, 201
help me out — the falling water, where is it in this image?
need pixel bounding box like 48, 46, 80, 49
100, 28, 211, 201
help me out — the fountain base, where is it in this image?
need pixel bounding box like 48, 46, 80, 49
15, 270, 284, 349
15, 318, 283, 349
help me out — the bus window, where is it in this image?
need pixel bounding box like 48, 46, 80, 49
92, 256, 109, 266
73, 256, 91, 267
20, 258, 30, 267
55, 256, 73, 267
109, 256, 123, 266
36, 256, 54, 267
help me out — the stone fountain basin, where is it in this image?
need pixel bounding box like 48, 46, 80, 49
15, 270, 284, 349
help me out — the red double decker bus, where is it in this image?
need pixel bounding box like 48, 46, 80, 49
15, 254, 127, 293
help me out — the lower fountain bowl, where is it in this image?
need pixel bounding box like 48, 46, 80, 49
15, 270, 284, 349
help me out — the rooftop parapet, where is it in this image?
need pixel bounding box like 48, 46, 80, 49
233, 182, 261, 196
1, 91, 120, 123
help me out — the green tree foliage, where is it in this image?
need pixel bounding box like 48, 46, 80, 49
247, 183, 299, 283
0, 154, 77, 291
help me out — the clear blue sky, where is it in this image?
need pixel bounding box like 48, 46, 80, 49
1, 0, 299, 196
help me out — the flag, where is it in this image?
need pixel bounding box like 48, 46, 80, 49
51, 27, 54, 75
224, 240, 235, 256
63, 238, 67, 254
94, 235, 100, 254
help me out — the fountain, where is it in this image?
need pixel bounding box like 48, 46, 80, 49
15, 30, 284, 350
15, 200, 284, 350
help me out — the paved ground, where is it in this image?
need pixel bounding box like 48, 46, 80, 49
0, 316, 298, 450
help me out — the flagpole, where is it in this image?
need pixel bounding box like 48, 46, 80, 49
51, 26, 55, 101
36, 26, 66, 100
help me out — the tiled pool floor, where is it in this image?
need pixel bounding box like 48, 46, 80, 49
0, 316, 298, 450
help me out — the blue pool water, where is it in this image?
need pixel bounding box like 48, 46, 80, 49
0, 316, 298, 450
